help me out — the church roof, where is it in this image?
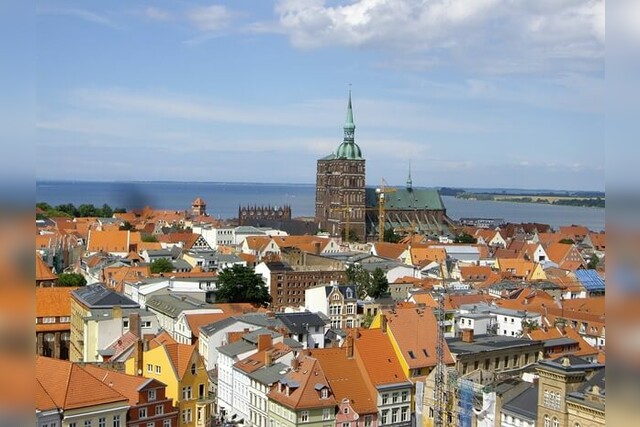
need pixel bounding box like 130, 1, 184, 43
365, 187, 444, 210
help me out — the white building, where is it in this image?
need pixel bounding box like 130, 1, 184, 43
305, 283, 359, 329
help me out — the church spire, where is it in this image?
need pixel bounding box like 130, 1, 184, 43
406, 161, 413, 191
343, 87, 355, 144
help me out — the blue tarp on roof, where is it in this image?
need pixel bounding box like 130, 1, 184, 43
575, 270, 605, 291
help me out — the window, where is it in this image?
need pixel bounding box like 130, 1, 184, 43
344, 407, 349, 414
182, 409, 192, 423
364, 415, 373, 427
342, 423, 350, 427
321, 388, 329, 399
84, 421, 92, 427
401, 391, 408, 402
142, 321, 152, 328
147, 423, 154, 427
147, 364, 153, 373
43, 317, 56, 324
139, 407, 147, 418
60, 316, 70, 323
148, 389, 156, 401
113, 415, 121, 427
381, 393, 388, 404
191, 363, 197, 375
99, 418, 106, 427
300, 411, 309, 423
155, 365, 161, 374
182, 386, 192, 400
163, 421, 171, 427
544, 415, 550, 427
553, 417, 559, 427
156, 405, 164, 415
70, 424, 77, 427
381, 410, 389, 424
401, 407, 409, 421
391, 408, 398, 423
323, 408, 331, 420
392, 392, 399, 403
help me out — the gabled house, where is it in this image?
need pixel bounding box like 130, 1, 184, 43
36, 356, 129, 427
125, 341, 211, 427
267, 355, 338, 427
545, 243, 586, 271
83, 365, 179, 427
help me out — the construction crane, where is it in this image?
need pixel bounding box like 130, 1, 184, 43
433, 264, 448, 427
330, 203, 353, 242
375, 178, 397, 243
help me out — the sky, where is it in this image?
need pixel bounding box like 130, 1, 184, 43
33, 0, 607, 191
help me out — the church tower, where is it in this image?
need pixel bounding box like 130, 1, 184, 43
315, 91, 366, 241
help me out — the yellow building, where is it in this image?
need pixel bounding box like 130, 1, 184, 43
126, 340, 211, 427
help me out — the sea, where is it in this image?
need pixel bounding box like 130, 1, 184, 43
36, 181, 605, 231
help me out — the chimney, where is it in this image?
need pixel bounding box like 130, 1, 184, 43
133, 338, 144, 376
265, 349, 274, 366
291, 357, 300, 371
257, 334, 272, 352
461, 328, 474, 343
113, 305, 122, 319
381, 314, 387, 333
345, 333, 354, 359
129, 313, 141, 338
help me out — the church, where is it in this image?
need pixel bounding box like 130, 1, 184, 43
315, 92, 453, 242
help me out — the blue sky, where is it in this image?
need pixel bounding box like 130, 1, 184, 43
34, 0, 605, 190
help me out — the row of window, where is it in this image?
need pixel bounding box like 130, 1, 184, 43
68, 415, 120, 427
37, 316, 71, 324
380, 406, 410, 423
543, 389, 562, 410
137, 404, 165, 418
381, 391, 409, 404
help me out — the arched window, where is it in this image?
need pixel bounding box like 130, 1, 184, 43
544, 415, 550, 427
552, 417, 559, 427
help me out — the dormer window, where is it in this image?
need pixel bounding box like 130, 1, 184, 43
346, 289, 353, 299
321, 388, 329, 399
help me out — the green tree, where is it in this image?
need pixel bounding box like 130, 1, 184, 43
367, 268, 389, 299
55, 203, 78, 217
114, 207, 127, 214
57, 273, 87, 287
341, 229, 360, 242
78, 204, 98, 217
384, 228, 401, 243
559, 238, 575, 244
361, 313, 374, 328
100, 203, 114, 218
345, 264, 371, 299
141, 234, 159, 242
454, 232, 477, 244
587, 254, 600, 269
150, 258, 174, 274
215, 265, 271, 307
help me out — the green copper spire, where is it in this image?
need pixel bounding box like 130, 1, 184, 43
406, 161, 413, 190
336, 88, 362, 159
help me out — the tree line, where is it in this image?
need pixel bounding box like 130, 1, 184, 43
37, 202, 126, 219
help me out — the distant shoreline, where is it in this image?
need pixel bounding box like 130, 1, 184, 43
455, 193, 605, 209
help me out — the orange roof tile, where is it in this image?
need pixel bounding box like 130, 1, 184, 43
409, 246, 447, 265
35, 356, 128, 410
383, 306, 454, 369
353, 328, 408, 386
83, 365, 167, 406
163, 343, 198, 379
587, 232, 605, 250
459, 266, 493, 282
496, 259, 539, 278
35, 254, 57, 282
537, 232, 564, 247
234, 342, 292, 374
267, 355, 337, 410
36, 287, 77, 318
310, 346, 377, 414
87, 230, 141, 253
526, 325, 597, 358
373, 242, 407, 260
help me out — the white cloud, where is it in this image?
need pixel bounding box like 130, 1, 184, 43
144, 6, 171, 22
186, 4, 233, 32
37, 7, 118, 29
268, 0, 604, 74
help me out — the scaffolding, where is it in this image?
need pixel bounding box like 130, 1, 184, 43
459, 379, 474, 427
